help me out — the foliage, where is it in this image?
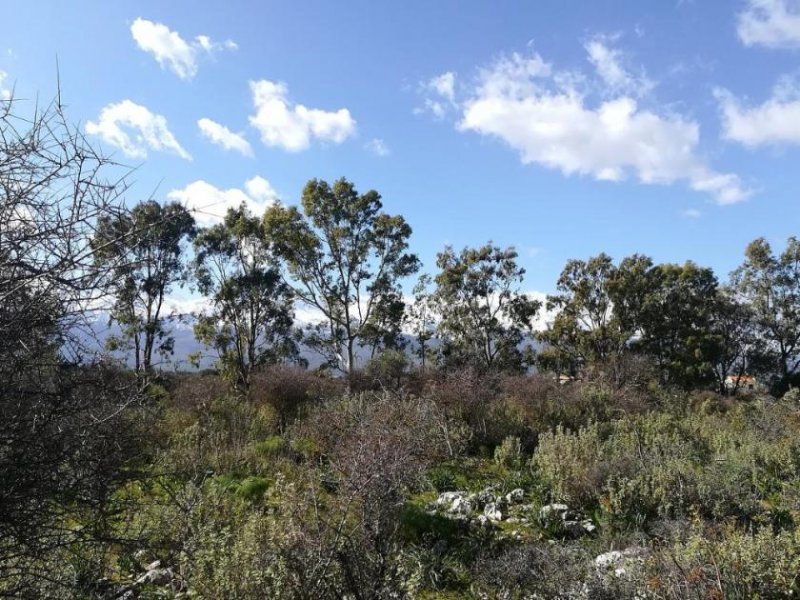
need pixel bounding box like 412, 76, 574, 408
433, 243, 540, 372
533, 404, 800, 529
538, 253, 652, 382
94, 199, 195, 372
494, 435, 523, 469
193, 204, 300, 390
406, 273, 438, 369
732, 236, 800, 393
264, 177, 419, 375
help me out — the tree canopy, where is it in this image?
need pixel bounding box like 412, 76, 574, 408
434, 243, 540, 372
263, 177, 419, 375
94, 200, 195, 373
193, 204, 300, 390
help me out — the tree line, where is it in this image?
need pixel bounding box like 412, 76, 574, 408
93, 177, 800, 397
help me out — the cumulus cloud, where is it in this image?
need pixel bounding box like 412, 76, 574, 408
86, 100, 191, 160
197, 117, 253, 157
248, 80, 356, 152
430, 72, 456, 101
416, 71, 458, 118
584, 35, 654, 96
243, 175, 279, 204
365, 138, 390, 156
130, 17, 237, 79
162, 294, 212, 317
737, 0, 800, 49
526, 291, 556, 332
167, 176, 279, 226
449, 47, 748, 205
715, 78, 800, 146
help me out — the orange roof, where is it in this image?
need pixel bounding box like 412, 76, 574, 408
726, 375, 756, 382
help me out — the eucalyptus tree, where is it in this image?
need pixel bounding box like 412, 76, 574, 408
709, 288, 757, 395
537, 253, 652, 380
634, 261, 720, 388
359, 290, 407, 359
732, 237, 800, 391
433, 243, 540, 372
405, 273, 437, 370
539, 253, 725, 387
263, 177, 419, 375
93, 199, 195, 373
193, 204, 299, 391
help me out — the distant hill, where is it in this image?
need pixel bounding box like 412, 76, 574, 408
77, 311, 541, 372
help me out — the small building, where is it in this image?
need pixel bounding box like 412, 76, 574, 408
724, 374, 764, 393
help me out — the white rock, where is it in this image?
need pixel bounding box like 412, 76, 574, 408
436, 491, 463, 507
136, 567, 173, 586
453, 495, 475, 515
595, 547, 647, 579
471, 488, 495, 509
539, 503, 569, 520
484, 501, 504, 521
595, 550, 624, 570
505, 488, 525, 504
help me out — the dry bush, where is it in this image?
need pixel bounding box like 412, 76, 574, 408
421, 368, 500, 452
184, 392, 453, 598
472, 543, 595, 598
248, 364, 345, 430
166, 372, 230, 414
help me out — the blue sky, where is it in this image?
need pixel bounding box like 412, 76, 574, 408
2, 0, 799, 300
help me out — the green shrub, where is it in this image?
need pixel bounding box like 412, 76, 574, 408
289, 436, 321, 461
650, 523, 800, 598
494, 435, 523, 469
782, 386, 800, 405
236, 476, 270, 502
426, 466, 459, 492
533, 409, 800, 529
365, 349, 410, 388
255, 435, 286, 457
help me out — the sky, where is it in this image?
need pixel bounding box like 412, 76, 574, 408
2, 0, 799, 302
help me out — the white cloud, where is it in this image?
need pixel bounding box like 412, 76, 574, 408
526, 291, 555, 332
162, 294, 212, 317
715, 79, 800, 146
195, 35, 238, 53
167, 176, 279, 226
682, 208, 702, 219
244, 175, 279, 204
130, 18, 237, 80
197, 117, 253, 157
248, 80, 356, 152
416, 71, 458, 118
430, 72, 456, 101
453, 51, 749, 205
737, 0, 800, 49
294, 304, 328, 326
584, 35, 653, 96
417, 98, 448, 119
0, 70, 11, 100
86, 100, 191, 160
365, 138, 390, 156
